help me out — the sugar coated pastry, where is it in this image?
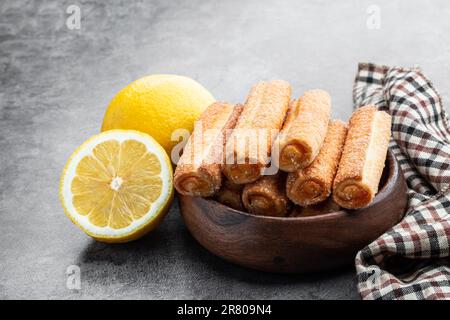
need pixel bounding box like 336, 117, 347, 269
333, 106, 391, 209
275, 90, 331, 172
174, 103, 243, 197
223, 80, 291, 184
286, 120, 347, 206
242, 173, 290, 217
215, 180, 244, 211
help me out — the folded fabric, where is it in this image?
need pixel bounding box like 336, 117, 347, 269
354, 63, 450, 300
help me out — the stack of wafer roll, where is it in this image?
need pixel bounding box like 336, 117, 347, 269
286, 120, 347, 206
174, 80, 392, 217
333, 106, 391, 209
174, 102, 243, 197
242, 173, 290, 217
274, 90, 331, 172
223, 80, 291, 184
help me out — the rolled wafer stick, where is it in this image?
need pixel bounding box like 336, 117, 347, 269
275, 90, 331, 172
286, 120, 347, 206
333, 106, 391, 209
242, 173, 290, 217
215, 180, 244, 211
174, 103, 243, 197
223, 80, 291, 184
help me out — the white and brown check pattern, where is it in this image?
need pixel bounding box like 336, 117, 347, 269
354, 63, 450, 300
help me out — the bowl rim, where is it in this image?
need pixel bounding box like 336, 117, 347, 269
188, 149, 399, 222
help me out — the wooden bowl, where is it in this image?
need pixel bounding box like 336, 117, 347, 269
179, 149, 407, 273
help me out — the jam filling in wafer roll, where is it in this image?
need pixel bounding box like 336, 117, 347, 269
275, 90, 331, 172
286, 120, 347, 206
223, 80, 291, 184
242, 173, 290, 217
333, 106, 391, 209
215, 180, 244, 211
174, 103, 243, 197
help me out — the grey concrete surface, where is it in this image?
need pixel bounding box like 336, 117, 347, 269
1, 0, 449, 300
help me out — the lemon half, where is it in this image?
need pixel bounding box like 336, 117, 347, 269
60, 130, 173, 243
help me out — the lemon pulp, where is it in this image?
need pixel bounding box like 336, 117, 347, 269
60, 130, 173, 242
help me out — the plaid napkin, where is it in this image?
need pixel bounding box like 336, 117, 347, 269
353, 63, 450, 300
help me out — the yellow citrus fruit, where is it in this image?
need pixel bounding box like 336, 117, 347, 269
101, 74, 215, 156
59, 130, 173, 243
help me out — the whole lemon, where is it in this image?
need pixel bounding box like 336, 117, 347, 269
101, 74, 215, 155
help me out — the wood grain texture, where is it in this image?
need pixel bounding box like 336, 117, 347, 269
179, 149, 407, 273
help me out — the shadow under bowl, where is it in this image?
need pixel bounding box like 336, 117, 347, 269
179, 149, 408, 273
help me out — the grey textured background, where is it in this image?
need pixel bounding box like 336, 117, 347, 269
1, 0, 449, 300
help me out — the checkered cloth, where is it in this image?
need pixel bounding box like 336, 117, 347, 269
353, 63, 450, 300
